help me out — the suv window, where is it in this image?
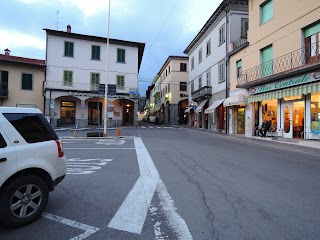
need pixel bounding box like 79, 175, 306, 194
0, 133, 7, 148
3, 113, 58, 143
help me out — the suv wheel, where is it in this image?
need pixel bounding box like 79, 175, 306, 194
0, 175, 49, 227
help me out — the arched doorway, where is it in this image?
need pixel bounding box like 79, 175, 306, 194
86, 97, 102, 125
119, 99, 135, 126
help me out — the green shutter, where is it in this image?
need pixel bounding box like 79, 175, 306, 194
117, 49, 125, 63
261, 0, 273, 25
236, 60, 242, 68
261, 45, 273, 77
65, 42, 74, 57
305, 22, 320, 38
91, 46, 95, 59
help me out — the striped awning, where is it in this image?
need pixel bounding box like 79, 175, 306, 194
248, 82, 320, 103
195, 99, 208, 113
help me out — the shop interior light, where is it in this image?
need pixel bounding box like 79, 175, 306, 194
283, 95, 302, 101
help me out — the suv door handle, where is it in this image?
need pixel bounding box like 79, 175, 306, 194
14, 140, 19, 144
0, 158, 7, 162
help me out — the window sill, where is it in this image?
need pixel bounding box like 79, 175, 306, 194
63, 56, 74, 58
117, 61, 126, 64
260, 17, 273, 26
91, 59, 101, 61
21, 89, 33, 91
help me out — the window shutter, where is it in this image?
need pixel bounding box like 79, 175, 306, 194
97, 46, 100, 59
70, 43, 74, 57
304, 22, 320, 38
92, 46, 95, 59
261, 0, 273, 24
64, 71, 68, 83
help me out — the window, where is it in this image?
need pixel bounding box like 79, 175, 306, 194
63, 71, 73, 86
304, 22, 320, 63
218, 60, 225, 83
91, 45, 101, 60
117, 48, 126, 63
260, 0, 273, 25
0, 71, 8, 96
169, 66, 171, 73
116, 75, 125, 89
206, 40, 211, 56
180, 82, 187, 91
219, 24, 225, 45
191, 81, 194, 93
261, 45, 273, 77
21, 73, 33, 90
180, 63, 187, 71
236, 60, 242, 78
241, 18, 249, 36
191, 56, 194, 70
64, 41, 74, 57
3, 113, 58, 143
206, 70, 211, 86
198, 76, 202, 89
168, 84, 170, 93
91, 73, 100, 91
0, 133, 7, 148
198, 48, 203, 63
166, 69, 168, 77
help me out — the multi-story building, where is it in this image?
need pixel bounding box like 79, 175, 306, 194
231, 0, 320, 139
158, 56, 189, 125
44, 25, 145, 127
184, 0, 248, 131
0, 49, 45, 111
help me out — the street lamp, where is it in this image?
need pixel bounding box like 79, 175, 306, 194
104, 0, 111, 137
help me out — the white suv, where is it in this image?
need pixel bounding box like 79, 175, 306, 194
0, 107, 67, 227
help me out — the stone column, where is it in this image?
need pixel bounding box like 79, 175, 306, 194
134, 101, 138, 127
245, 103, 253, 137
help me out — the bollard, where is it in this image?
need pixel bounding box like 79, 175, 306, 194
116, 128, 120, 137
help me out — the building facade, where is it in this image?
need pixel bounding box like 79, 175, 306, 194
232, 0, 320, 139
157, 56, 189, 125
44, 25, 145, 127
184, 0, 248, 132
0, 49, 45, 111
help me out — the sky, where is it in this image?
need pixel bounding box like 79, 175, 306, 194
0, 0, 222, 96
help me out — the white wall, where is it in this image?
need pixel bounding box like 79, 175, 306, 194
46, 35, 139, 91
188, 16, 227, 95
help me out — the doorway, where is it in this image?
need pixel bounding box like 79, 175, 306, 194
237, 107, 245, 134
282, 100, 304, 138
88, 102, 102, 125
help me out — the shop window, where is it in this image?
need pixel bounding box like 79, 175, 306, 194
60, 101, 76, 124
311, 92, 320, 130
261, 99, 277, 127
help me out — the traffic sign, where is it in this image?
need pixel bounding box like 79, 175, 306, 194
50, 101, 55, 109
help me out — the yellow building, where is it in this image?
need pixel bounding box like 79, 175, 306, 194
0, 49, 45, 112
228, 0, 320, 139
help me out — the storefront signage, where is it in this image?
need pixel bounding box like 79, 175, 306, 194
249, 71, 320, 95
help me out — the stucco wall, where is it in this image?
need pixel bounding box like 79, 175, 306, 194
1, 63, 44, 111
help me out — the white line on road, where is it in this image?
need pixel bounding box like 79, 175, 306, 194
42, 212, 100, 240
64, 148, 135, 150
107, 137, 193, 239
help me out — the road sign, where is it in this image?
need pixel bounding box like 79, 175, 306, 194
50, 101, 55, 109
98, 84, 105, 95
108, 84, 117, 95
81, 103, 85, 109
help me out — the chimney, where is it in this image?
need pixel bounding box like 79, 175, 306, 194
4, 48, 11, 56
67, 25, 71, 33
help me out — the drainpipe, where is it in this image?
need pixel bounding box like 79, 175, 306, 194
43, 32, 48, 115
225, 7, 230, 134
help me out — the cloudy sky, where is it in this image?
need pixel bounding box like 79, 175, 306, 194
0, 0, 222, 95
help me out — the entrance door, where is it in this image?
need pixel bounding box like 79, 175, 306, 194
283, 102, 293, 138
237, 107, 245, 134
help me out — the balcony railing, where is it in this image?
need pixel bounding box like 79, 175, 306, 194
0, 89, 8, 98
191, 86, 212, 101
230, 32, 248, 53
238, 42, 320, 85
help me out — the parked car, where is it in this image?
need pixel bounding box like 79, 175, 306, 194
155, 117, 163, 124
148, 116, 156, 123
0, 107, 67, 227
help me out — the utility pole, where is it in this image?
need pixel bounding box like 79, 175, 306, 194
104, 0, 111, 137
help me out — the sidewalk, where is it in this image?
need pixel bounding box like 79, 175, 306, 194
181, 125, 320, 150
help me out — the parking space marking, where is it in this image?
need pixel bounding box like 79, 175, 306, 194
67, 158, 112, 174
42, 212, 100, 240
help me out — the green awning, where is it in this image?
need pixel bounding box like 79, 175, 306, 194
248, 82, 320, 103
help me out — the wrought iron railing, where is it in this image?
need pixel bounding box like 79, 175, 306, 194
0, 89, 8, 98
231, 32, 248, 52
191, 86, 212, 100
238, 42, 320, 85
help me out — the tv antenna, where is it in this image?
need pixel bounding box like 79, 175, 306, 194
56, 10, 60, 30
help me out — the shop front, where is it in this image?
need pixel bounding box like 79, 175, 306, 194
247, 71, 320, 139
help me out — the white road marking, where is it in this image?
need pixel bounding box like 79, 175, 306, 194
108, 137, 192, 239
156, 126, 161, 128
64, 148, 135, 150
67, 158, 112, 175
141, 126, 146, 128
95, 139, 125, 145
42, 212, 99, 240
149, 126, 154, 128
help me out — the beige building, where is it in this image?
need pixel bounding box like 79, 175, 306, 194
0, 49, 45, 111
229, 0, 320, 139
158, 56, 189, 125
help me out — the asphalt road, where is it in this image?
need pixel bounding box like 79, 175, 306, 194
1, 124, 320, 240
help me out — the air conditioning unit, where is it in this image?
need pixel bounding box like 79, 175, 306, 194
229, 43, 234, 52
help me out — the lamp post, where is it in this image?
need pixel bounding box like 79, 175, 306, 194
104, 0, 111, 137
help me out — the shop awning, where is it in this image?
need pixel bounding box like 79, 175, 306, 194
195, 99, 208, 113
204, 99, 225, 114
248, 82, 320, 103
223, 94, 248, 107
184, 107, 191, 113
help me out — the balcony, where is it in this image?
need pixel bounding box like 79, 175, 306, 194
238, 42, 320, 86
191, 86, 212, 101
0, 89, 8, 98
229, 32, 248, 55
